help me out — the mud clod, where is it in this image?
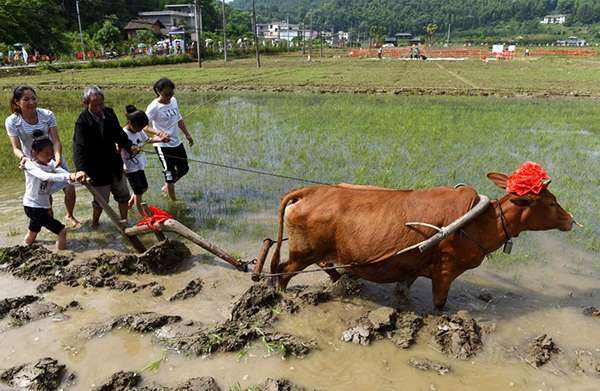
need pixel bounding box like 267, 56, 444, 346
95, 370, 141, 390
392, 312, 424, 349
0, 295, 40, 319
133, 282, 165, 297
477, 289, 493, 303
170, 376, 221, 391
260, 378, 306, 391
430, 312, 483, 360
408, 358, 451, 375
575, 350, 600, 376
0, 241, 190, 293
9, 300, 65, 325
169, 278, 203, 301
0, 357, 66, 391
582, 306, 600, 317
230, 283, 281, 323
82, 312, 182, 338
525, 334, 560, 368
342, 308, 422, 348
137, 240, 192, 274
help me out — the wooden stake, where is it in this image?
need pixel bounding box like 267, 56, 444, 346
84, 183, 146, 253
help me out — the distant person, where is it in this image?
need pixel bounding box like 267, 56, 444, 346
6, 85, 80, 227
22, 138, 87, 250
121, 105, 169, 215
146, 78, 194, 201
410, 44, 420, 59
524, 48, 530, 57
377, 46, 383, 59
73, 86, 137, 229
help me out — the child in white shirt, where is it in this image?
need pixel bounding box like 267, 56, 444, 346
121, 105, 169, 215
146, 78, 194, 201
23, 138, 86, 250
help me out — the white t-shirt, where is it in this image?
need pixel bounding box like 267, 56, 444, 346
5, 108, 57, 158
146, 97, 183, 148
23, 160, 71, 208
121, 127, 149, 173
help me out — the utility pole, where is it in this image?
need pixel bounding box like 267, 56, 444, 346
251, 0, 261, 68
308, 16, 313, 60
447, 22, 451, 45
75, 0, 86, 60
301, 22, 306, 55
222, 0, 227, 63
194, 0, 202, 67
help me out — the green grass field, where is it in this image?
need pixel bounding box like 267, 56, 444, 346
2, 53, 600, 96
0, 55, 598, 266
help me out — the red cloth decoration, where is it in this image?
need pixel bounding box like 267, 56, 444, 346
136, 205, 174, 231
506, 161, 551, 196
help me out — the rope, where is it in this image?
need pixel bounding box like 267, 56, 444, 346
141, 147, 333, 186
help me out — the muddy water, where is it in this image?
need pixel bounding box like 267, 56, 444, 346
1, 97, 599, 390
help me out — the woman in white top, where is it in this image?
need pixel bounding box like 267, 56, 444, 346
146, 78, 194, 201
5, 86, 80, 227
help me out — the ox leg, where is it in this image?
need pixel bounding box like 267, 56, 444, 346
395, 276, 417, 304
318, 261, 341, 283
276, 252, 318, 290
431, 274, 453, 311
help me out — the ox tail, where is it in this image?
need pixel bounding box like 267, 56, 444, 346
270, 189, 303, 274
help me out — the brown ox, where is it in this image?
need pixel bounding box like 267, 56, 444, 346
269, 171, 575, 309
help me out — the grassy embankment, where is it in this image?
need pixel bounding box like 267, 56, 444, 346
0, 90, 597, 264
1, 54, 600, 96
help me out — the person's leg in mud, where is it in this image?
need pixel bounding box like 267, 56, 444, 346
23, 206, 43, 245
91, 185, 111, 229
111, 175, 131, 223
63, 184, 80, 228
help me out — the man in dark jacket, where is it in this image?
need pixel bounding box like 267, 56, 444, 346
73, 85, 136, 229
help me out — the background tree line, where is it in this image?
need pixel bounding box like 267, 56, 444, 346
0, 0, 252, 54
231, 0, 600, 39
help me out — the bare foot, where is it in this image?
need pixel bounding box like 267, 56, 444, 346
66, 215, 81, 229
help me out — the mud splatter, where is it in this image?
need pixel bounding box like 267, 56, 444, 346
0, 357, 66, 391
582, 306, 600, 317
341, 308, 423, 348
525, 334, 560, 368
429, 311, 483, 360
408, 358, 451, 375
169, 278, 203, 301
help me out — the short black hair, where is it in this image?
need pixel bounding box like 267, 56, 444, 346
125, 104, 137, 114
153, 77, 175, 96
31, 138, 53, 155
127, 110, 149, 129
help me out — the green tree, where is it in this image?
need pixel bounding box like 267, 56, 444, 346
94, 20, 122, 52
135, 29, 158, 45
424, 23, 438, 46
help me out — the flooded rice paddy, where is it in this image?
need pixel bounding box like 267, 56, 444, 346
0, 93, 599, 390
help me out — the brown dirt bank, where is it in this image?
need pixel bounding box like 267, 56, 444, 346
2, 83, 600, 99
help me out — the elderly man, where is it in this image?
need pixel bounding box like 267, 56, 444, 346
73, 85, 136, 229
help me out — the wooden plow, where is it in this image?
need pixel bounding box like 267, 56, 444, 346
85, 184, 248, 272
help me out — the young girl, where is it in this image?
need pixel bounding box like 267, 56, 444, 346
23, 138, 86, 250
146, 78, 194, 201
121, 105, 169, 215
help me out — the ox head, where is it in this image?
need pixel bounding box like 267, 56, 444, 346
487, 168, 576, 232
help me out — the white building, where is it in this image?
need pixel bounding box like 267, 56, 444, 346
139, 4, 196, 40
541, 14, 567, 24
260, 21, 318, 42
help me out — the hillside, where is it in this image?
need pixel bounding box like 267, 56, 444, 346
231, 0, 600, 39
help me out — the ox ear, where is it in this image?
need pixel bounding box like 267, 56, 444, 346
487, 172, 508, 190
510, 195, 536, 207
